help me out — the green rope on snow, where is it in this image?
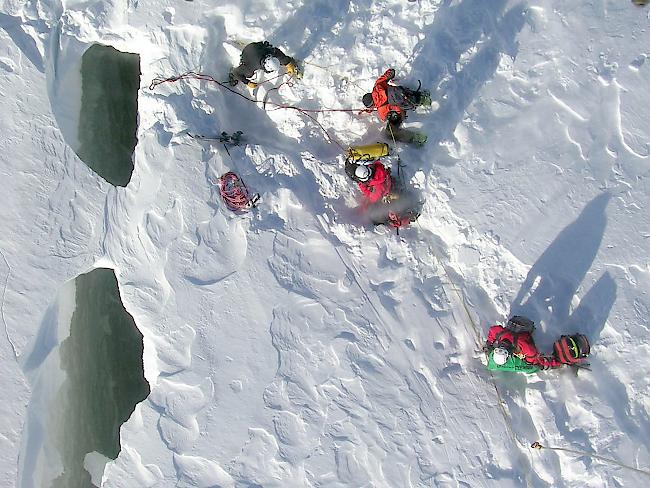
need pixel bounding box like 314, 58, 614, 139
414, 223, 535, 485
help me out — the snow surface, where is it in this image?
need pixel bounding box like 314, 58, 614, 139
1, 0, 650, 486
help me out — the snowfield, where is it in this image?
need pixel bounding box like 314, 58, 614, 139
1, 0, 650, 487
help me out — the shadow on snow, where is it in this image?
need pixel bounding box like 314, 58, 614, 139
408, 0, 527, 160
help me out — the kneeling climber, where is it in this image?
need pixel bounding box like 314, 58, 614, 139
485, 315, 590, 373
229, 41, 299, 89
362, 68, 431, 146
348, 159, 395, 204
345, 159, 419, 228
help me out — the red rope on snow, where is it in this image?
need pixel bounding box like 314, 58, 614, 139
148, 71, 375, 150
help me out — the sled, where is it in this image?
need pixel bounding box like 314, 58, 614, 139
487, 353, 540, 374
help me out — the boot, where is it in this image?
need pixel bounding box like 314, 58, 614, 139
418, 90, 432, 106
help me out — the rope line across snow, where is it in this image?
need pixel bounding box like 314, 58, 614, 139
154, 68, 532, 482
414, 224, 534, 485
149, 71, 374, 151
531, 441, 650, 477
150, 67, 645, 485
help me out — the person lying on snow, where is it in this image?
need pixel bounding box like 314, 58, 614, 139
362, 68, 431, 146
228, 41, 300, 88
345, 159, 419, 228
485, 315, 590, 373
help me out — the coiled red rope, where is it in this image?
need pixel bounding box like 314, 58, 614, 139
217, 172, 259, 211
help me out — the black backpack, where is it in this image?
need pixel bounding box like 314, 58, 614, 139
490, 316, 535, 353
505, 315, 535, 334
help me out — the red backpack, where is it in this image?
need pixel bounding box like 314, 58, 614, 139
553, 335, 590, 364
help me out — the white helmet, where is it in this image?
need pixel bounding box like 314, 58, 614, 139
355, 165, 372, 182
492, 347, 510, 366
263, 55, 281, 73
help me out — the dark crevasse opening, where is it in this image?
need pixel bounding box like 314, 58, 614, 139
77, 44, 140, 187
49, 268, 149, 487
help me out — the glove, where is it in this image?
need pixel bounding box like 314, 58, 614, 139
387, 111, 402, 124
286, 61, 303, 79
382, 192, 400, 204
247, 81, 258, 89
386, 68, 396, 80
411, 132, 428, 146
228, 71, 238, 87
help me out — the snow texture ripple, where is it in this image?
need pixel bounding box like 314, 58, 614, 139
1, 0, 649, 487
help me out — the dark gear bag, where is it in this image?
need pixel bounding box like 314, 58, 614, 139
506, 315, 535, 334
488, 316, 535, 357
553, 334, 590, 365
386, 86, 405, 106
387, 81, 423, 108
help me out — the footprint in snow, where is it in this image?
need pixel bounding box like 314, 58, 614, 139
173, 453, 234, 488
101, 446, 163, 488
148, 378, 213, 452
185, 213, 247, 285
0, 57, 17, 72
149, 324, 195, 374
144, 199, 183, 249
629, 53, 647, 71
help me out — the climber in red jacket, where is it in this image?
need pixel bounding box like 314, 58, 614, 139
362, 68, 431, 145
485, 316, 591, 372
345, 159, 421, 228
487, 322, 563, 369
353, 160, 394, 204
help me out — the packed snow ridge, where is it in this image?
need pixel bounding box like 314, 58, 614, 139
1, 1, 650, 487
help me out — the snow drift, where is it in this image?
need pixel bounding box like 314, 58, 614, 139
0, 0, 649, 487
